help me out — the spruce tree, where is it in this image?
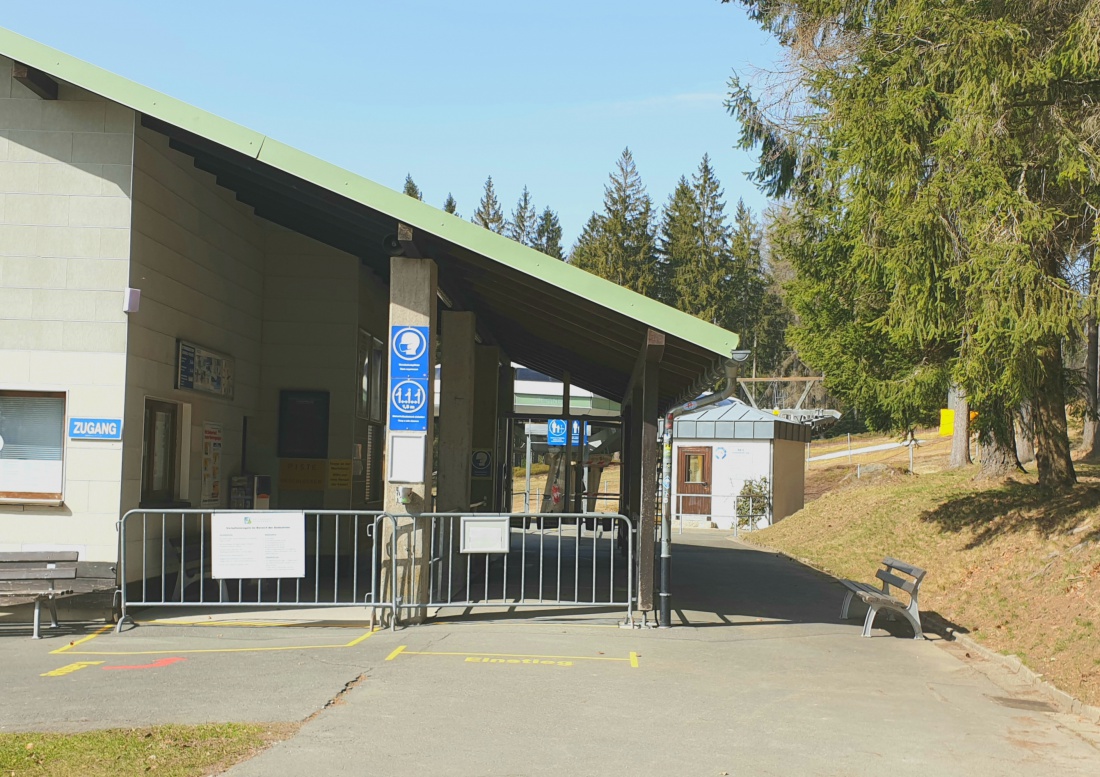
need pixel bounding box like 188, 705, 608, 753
533, 207, 565, 260
403, 174, 422, 201
727, 0, 1099, 487
472, 176, 506, 234
508, 187, 537, 246
571, 148, 659, 299
443, 193, 458, 216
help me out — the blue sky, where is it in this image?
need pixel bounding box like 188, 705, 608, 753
3, 1, 781, 247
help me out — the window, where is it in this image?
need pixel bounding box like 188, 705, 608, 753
685, 453, 706, 483
357, 331, 385, 423
0, 391, 66, 503
141, 399, 179, 505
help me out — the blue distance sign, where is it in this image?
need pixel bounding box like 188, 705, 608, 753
390, 325, 430, 378
547, 419, 589, 447
69, 418, 123, 440
389, 378, 429, 432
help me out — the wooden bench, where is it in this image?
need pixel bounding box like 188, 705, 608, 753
0, 551, 78, 639
840, 557, 927, 639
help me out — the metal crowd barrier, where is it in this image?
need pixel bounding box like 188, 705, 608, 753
392, 512, 635, 626
115, 510, 395, 632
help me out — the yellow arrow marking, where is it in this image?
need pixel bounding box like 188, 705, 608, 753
41, 661, 104, 677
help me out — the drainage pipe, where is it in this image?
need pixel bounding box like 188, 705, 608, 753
660, 351, 751, 628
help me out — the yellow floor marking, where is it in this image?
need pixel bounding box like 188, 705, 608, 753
393, 648, 638, 667
51, 624, 114, 655
146, 619, 373, 629
427, 620, 620, 630
62, 628, 376, 657
41, 661, 104, 677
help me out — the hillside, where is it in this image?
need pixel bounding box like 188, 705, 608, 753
744, 461, 1100, 706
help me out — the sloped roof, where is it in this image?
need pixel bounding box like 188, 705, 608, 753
0, 28, 740, 410
675, 400, 811, 442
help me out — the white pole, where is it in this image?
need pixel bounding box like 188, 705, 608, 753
847, 433, 852, 463
524, 427, 532, 512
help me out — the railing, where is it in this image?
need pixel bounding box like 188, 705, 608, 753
116, 510, 394, 632
672, 494, 771, 536
394, 512, 634, 626
114, 509, 634, 630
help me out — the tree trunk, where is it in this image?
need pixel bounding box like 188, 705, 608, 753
977, 401, 1021, 479
1015, 402, 1035, 465
949, 385, 972, 468
1032, 343, 1076, 489
1082, 314, 1099, 458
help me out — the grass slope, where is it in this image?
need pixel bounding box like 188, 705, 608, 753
0, 723, 295, 776
745, 463, 1100, 706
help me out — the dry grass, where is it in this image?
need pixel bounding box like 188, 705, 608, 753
746, 461, 1100, 706
0, 723, 296, 776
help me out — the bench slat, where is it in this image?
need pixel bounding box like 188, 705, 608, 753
0, 588, 74, 597
875, 568, 918, 594
0, 561, 78, 572
0, 552, 79, 563
0, 568, 78, 581
883, 557, 927, 580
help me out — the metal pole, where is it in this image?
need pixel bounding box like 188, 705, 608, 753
660, 412, 673, 628
525, 424, 532, 512
847, 433, 852, 463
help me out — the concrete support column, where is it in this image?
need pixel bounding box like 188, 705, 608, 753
437, 311, 476, 513
471, 345, 500, 510
383, 256, 437, 624
496, 362, 515, 512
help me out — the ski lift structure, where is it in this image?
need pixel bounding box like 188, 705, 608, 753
738, 376, 842, 434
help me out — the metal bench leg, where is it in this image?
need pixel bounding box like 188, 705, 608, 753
47, 597, 59, 628
905, 604, 923, 640
861, 605, 878, 637
32, 599, 42, 639
840, 590, 854, 619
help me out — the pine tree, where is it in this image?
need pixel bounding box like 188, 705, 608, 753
659, 176, 702, 310
508, 187, 537, 246
571, 148, 659, 299
727, 0, 1100, 487
403, 174, 422, 201
472, 176, 506, 234
533, 207, 565, 260
442, 193, 458, 216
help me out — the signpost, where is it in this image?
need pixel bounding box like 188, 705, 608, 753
68, 418, 122, 440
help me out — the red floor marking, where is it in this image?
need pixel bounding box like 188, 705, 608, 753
101, 657, 187, 671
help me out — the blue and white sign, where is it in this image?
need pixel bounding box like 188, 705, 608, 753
547, 419, 589, 447
69, 418, 123, 440
547, 418, 568, 446
389, 378, 429, 432
471, 449, 492, 479
390, 325, 430, 378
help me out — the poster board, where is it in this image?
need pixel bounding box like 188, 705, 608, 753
200, 422, 223, 507
211, 511, 306, 579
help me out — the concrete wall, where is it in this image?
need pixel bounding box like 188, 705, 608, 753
249, 225, 363, 510
771, 438, 806, 523
0, 59, 134, 561
123, 124, 265, 514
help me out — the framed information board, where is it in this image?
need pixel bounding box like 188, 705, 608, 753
176, 340, 234, 399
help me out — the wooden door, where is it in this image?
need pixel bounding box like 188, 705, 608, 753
677, 446, 712, 516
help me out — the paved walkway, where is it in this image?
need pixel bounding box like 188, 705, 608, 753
2, 532, 1098, 776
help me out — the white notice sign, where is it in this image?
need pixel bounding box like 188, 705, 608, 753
212, 512, 306, 579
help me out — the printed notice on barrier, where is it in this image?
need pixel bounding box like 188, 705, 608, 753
211, 512, 306, 579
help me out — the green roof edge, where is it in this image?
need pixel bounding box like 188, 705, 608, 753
0, 27, 740, 360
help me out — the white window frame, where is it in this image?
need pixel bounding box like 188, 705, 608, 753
0, 389, 67, 506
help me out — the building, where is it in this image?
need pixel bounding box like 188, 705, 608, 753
672, 400, 810, 531
0, 28, 740, 618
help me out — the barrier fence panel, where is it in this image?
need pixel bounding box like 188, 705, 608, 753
673, 494, 771, 536
392, 512, 634, 626
116, 510, 395, 632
